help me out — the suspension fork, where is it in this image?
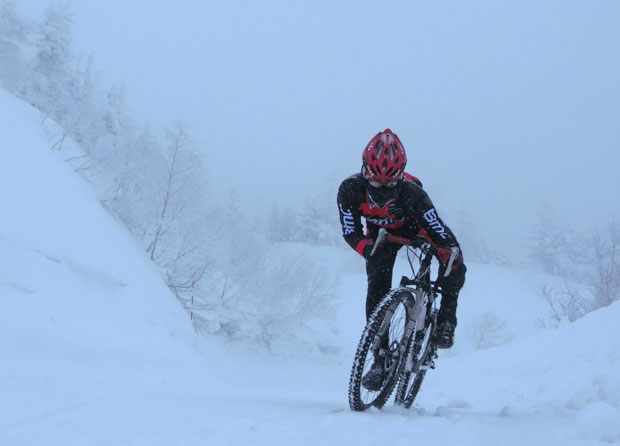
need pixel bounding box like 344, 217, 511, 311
397, 288, 428, 371
371, 290, 416, 355
371, 305, 395, 354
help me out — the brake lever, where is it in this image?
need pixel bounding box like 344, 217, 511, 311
370, 228, 387, 256
443, 247, 460, 277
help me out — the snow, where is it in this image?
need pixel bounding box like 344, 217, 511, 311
1, 88, 619, 445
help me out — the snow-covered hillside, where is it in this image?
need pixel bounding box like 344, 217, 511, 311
0, 88, 213, 443
1, 88, 619, 445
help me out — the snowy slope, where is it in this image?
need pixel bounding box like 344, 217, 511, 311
0, 89, 212, 444
1, 88, 619, 445
421, 299, 620, 442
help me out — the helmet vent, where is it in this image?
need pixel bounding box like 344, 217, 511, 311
389, 143, 397, 160
361, 129, 407, 181
376, 141, 384, 158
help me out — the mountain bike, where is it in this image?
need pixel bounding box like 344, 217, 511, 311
348, 228, 459, 411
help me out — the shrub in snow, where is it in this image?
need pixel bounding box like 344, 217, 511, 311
531, 210, 620, 325
192, 239, 339, 354
536, 283, 592, 328
465, 311, 510, 350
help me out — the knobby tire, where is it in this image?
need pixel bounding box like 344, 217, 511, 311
348, 289, 414, 412
395, 369, 427, 409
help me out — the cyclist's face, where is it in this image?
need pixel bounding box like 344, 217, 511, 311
367, 180, 398, 205
368, 179, 398, 188
367, 175, 400, 193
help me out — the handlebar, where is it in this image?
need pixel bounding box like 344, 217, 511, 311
370, 228, 425, 254
370, 228, 460, 278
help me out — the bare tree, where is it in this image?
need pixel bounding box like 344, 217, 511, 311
537, 283, 592, 328
30, 3, 73, 121
592, 221, 620, 308
0, 0, 30, 93
146, 123, 197, 261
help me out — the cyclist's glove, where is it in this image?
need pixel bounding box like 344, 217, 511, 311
436, 246, 463, 276
362, 239, 390, 261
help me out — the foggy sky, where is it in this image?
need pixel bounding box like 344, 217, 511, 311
18, 1, 620, 257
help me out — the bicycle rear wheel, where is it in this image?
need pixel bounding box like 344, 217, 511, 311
348, 289, 414, 411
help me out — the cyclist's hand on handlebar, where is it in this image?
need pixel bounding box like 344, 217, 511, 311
436, 246, 456, 264
436, 246, 463, 276
362, 238, 390, 261
362, 228, 389, 259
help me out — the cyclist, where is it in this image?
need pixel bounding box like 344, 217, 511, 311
337, 129, 466, 390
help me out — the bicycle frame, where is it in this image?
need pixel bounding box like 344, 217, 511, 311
377, 228, 439, 374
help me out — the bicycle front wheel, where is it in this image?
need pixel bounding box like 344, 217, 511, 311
348, 288, 415, 411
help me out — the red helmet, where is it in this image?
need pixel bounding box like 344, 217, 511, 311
361, 129, 407, 183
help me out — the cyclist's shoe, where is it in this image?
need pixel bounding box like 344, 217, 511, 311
435, 321, 456, 349
362, 354, 386, 391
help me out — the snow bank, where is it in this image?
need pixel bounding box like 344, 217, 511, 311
0, 89, 210, 444
420, 299, 620, 443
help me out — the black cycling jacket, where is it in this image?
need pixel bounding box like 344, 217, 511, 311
337, 172, 460, 256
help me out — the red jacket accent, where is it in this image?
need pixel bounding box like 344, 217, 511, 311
358, 199, 393, 219
355, 238, 372, 256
